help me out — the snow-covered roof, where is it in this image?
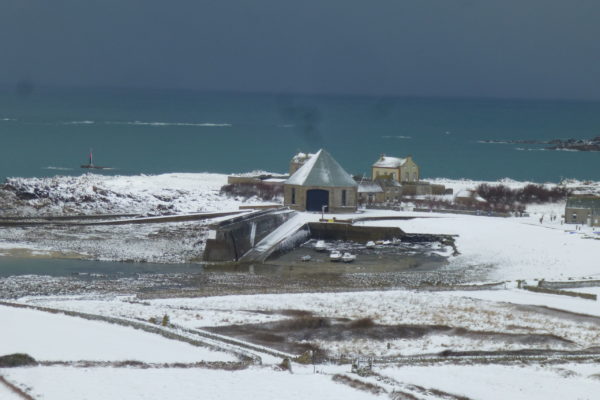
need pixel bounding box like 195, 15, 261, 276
291, 152, 315, 164
358, 181, 384, 193
373, 155, 407, 168
285, 149, 357, 188
455, 189, 486, 202
262, 178, 287, 183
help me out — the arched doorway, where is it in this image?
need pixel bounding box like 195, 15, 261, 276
306, 189, 329, 212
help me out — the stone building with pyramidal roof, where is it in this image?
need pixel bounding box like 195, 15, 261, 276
283, 149, 358, 213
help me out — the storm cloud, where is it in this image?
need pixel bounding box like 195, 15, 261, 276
1, 0, 599, 99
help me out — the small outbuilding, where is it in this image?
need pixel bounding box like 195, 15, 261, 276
565, 195, 600, 226
358, 180, 385, 205
283, 149, 357, 213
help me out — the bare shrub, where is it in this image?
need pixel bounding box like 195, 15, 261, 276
220, 182, 283, 201
278, 316, 331, 330
0, 353, 37, 367
348, 318, 375, 329
476, 183, 570, 207
413, 183, 569, 213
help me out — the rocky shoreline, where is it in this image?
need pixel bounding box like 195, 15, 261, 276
546, 136, 600, 151
479, 136, 600, 151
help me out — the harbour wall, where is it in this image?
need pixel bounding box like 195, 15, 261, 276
202, 209, 295, 262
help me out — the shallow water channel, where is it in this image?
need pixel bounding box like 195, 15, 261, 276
0, 256, 203, 278
0, 237, 480, 299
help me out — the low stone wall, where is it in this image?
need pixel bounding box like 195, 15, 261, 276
401, 183, 432, 196
227, 176, 261, 185
413, 208, 513, 218
239, 204, 282, 210
523, 285, 597, 300
538, 280, 600, 290
307, 222, 405, 242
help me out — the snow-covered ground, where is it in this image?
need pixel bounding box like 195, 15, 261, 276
374, 363, 600, 400
1, 365, 377, 400
17, 288, 600, 357
445, 288, 600, 318
1, 172, 598, 272
0, 172, 271, 216
0, 384, 22, 400
353, 209, 599, 281
0, 304, 235, 363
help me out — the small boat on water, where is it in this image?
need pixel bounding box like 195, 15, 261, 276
81, 149, 109, 170
341, 252, 356, 263
315, 240, 327, 251
301, 255, 312, 262
329, 250, 342, 262
365, 241, 376, 249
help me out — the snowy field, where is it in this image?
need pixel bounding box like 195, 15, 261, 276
445, 288, 600, 318
372, 363, 600, 400
16, 288, 600, 357
5, 285, 600, 399
1, 366, 377, 400
355, 209, 600, 281
0, 304, 235, 363
0, 384, 22, 400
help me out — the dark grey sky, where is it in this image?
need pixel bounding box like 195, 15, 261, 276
2, 0, 600, 99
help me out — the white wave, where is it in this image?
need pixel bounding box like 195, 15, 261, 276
278, 124, 295, 128
1, 117, 16, 121
382, 135, 412, 139
106, 121, 231, 127
43, 166, 74, 171
62, 120, 95, 125
477, 140, 511, 144
515, 147, 546, 152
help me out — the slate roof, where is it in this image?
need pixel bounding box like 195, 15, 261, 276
285, 149, 357, 187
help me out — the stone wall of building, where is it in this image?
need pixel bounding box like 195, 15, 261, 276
565, 207, 599, 226
284, 184, 357, 213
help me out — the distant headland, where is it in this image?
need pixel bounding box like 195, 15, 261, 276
479, 136, 600, 152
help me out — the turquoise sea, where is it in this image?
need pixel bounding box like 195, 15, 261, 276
0, 86, 599, 182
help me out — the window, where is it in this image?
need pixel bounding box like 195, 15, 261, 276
291, 188, 296, 204
342, 190, 347, 206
